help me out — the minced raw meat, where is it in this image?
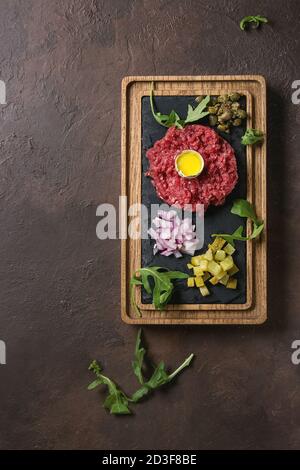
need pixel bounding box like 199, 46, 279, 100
146, 125, 238, 211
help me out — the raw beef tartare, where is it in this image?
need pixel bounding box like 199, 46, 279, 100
146, 125, 238, 211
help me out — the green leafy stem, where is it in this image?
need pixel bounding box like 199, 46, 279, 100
88, 329, 194, 415
241, 128, 264, 145
212, 199, 264, 246
240, 15, 268, 31
150, 82, 210, 129
130, 266, 188, 317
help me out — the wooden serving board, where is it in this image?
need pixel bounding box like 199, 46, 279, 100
121, 75, 267, 325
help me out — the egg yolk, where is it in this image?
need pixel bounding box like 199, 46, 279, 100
176, 151, 204, 177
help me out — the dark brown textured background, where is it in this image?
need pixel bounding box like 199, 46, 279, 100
0, 0, 299, 450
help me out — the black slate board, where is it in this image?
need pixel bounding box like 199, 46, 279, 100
141, 95, 247, 305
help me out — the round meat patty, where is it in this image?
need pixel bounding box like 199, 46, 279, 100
146, 124, 238, 211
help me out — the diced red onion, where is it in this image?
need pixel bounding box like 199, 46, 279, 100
148, 210, 199, 257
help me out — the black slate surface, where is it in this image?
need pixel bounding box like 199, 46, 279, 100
141, 95, 247, 304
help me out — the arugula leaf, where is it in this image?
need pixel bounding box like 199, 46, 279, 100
88, 360, 131, 415
251, 222, 264, 239
150, 83, 209, 128
212, 223, 265, 246
212, 199, 264, 246
131, 354, 194, 403
132, 329, 146, 385
131, 362, 168, 402
184, 95, 210, 124
150, 85, 184, 129
240, 15, 268, 31
211, 226, 244, 247
88, 331, 195, 416
168, 353, 195, 379
130, 266, 188, 317
241, 128, 264, 145
231, 198, 259, 225
163, 110, 184, 128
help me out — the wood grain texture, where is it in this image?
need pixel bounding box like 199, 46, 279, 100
121, 75, 267, 325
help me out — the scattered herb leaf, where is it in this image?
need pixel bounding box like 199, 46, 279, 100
241, 128, 264, 145
88, 330, 194, 415
150, 83, 209, 128
131, 353, 194, 403
212, 224, 264, 246
130, 266, 188, 317
132, 329, 146, 385
150, 84, 184, 129
184, 96, 210, 124
88, 360, 131, 415
212, 199, 264, 246
250, 222, 265, 239
240, 15, 268, 31
231, 198, 259, 225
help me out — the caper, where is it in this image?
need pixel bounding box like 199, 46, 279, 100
217, 94, 229, 103
210, 106, 219, 114
209, 115, 218, 126
232, 118, 242, 126
219, 110, 232, 121
222, 104, 231, 113
231, 102, 240, 111
195, 95, 204, 103
229, 92, 241, 102
217, 123, 229, 132
236, 109, 247, 119
208, 94, 247, 132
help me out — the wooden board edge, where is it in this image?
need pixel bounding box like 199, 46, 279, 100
120, 75, 267, 325
258, 73, 267, 325
120, 312, 268, 326
121, 74, 267, 84
121, 77, 129, 324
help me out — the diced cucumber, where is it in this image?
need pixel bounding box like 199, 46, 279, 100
199, 259, 209, 271
215, 268, 226, 280
219, 273, 229, 286
207, 260, 222, 276
187, 241, 239, 295
195, 276, 204, 287
220, 255, 234, 272
228, 264, 239, 276
191, 256, 201, 266
214, 250, 226, 261
209, 237, 226, 253
203, 248, 213, 261
224, 243, 236, 255
193, 266, 204, 277
226, 277, 237, 289
199, 285, 210, 296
